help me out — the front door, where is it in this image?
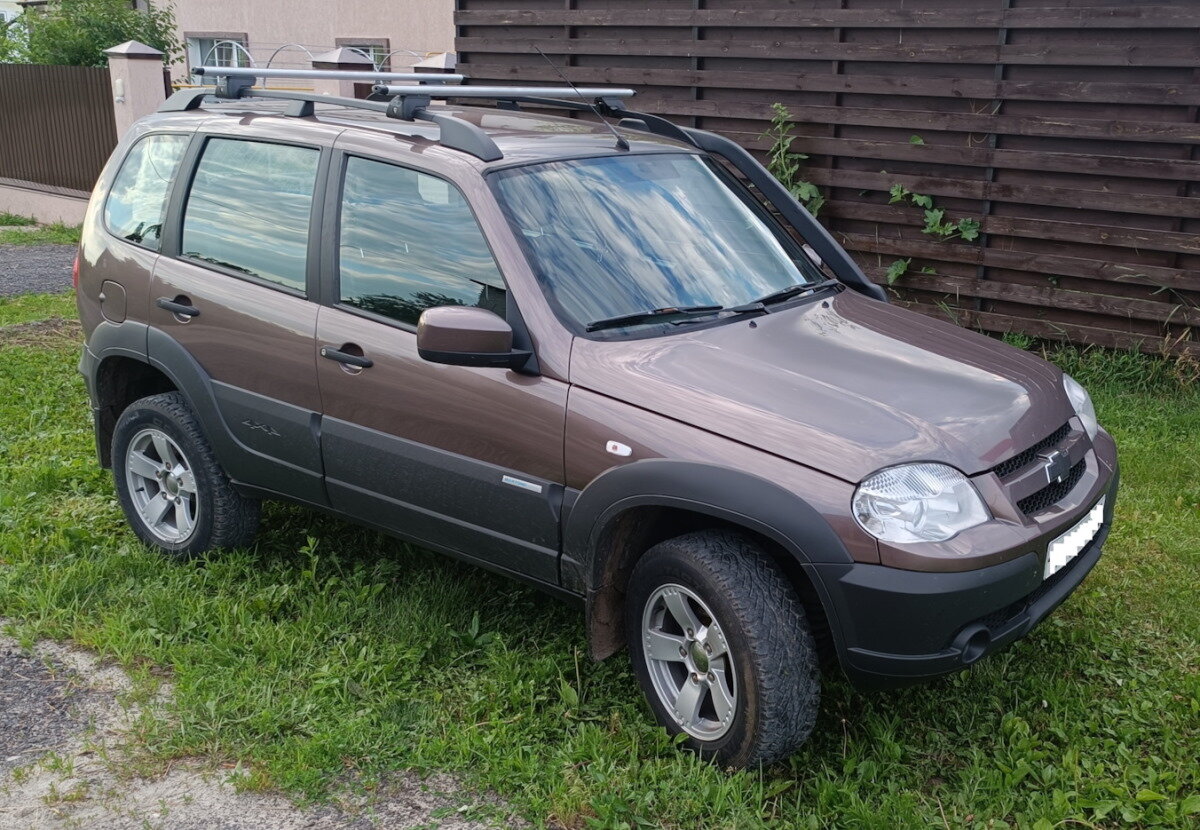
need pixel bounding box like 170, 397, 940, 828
151, 134, 327, 503
315, 153, 566, 583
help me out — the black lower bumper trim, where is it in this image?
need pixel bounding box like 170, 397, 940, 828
813, 471, 1118, 689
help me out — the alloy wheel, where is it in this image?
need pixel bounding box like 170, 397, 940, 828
124, 427, 199, 544
641, 583, 737, 741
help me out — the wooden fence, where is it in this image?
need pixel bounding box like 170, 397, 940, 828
0, 63, 118, 194
455, 0, 1200, 356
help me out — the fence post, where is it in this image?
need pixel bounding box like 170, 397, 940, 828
104, 41, 166, 138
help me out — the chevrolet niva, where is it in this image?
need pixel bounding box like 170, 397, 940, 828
76, 72, 1118, 767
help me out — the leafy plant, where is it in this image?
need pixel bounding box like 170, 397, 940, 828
763, 103, 825, 216
883, 184, 983, 284
885, 258, 911, 284
2, 0, 182, 67
909, 135, 926, 145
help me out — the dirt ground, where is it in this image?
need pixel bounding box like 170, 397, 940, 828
0, 626, 524, 829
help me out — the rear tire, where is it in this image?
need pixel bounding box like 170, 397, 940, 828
112, 392, 259, 560
625, 530, 820, 768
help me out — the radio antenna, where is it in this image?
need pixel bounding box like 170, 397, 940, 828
531, 44, 629, 151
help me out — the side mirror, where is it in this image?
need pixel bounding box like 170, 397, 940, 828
416, 306, 532, 370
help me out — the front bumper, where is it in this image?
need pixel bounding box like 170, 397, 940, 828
811, 466, 1118, 688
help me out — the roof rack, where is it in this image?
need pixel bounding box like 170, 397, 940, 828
158, 68, 637, 162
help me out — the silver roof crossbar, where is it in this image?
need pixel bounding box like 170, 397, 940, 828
371, 84, 633, 99
372, 84, 635, 122
193, 66, 464, 84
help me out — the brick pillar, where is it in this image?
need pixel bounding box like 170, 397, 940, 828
310, 47, 374, 98
104, 41, 166, 138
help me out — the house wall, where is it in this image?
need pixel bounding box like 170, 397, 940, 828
170, 0, 455, 79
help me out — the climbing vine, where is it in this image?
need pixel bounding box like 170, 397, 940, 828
764, 103, 825, 217
884, 184, 982, 285
763, 108, 984, 286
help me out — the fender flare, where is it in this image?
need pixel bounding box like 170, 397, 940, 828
565, 459, 853, 584
86, 322, 244, 475
562, 459, 853, 659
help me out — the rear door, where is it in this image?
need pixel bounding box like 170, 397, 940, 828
314, 150, 567, 584
151, 125, 333, 503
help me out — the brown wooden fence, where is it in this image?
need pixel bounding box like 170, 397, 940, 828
455, 0, 1200, 356
0, 63, 118, 194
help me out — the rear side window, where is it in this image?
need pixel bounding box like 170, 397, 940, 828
337, 156, 505, 326
181, 138, 319, 291
104, 133, 189, 251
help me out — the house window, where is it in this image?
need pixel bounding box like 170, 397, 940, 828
336, 38, 390, 71
185, 33, 249, 84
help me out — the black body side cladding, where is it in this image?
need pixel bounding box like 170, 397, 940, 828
322, 415, 562, 584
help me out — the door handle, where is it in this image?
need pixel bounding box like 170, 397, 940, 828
320, 345, 373, 369
156, 296, 200, 318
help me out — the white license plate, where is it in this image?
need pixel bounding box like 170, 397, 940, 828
1043, 496, 1106, 580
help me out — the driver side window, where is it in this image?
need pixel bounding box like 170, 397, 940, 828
337, 156, 506, 327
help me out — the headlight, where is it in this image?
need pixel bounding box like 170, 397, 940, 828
852, 463, 991, 544
1062, 374, 1098, 440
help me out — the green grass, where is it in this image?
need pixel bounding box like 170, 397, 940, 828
0, 290, 76, 326
0, 212, 35, 227
0, 222, 81, 246
1, 293, 1197, 828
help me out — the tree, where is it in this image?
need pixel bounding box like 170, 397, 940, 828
1, 0, 181, 67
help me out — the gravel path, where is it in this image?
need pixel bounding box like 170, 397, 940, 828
0, 627, 523, 829
0, 244, 76, 297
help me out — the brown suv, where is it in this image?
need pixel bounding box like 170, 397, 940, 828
76, 70, 1119, 768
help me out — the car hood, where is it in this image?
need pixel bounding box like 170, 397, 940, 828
568, 289, 1073, 483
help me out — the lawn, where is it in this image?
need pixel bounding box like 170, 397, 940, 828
0, 222, 82, 246
0, 291, 1197, 829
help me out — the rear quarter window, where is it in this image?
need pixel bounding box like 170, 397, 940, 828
103, 133, 189, 251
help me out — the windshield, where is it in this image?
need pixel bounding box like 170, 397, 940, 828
490, 153, 826, 333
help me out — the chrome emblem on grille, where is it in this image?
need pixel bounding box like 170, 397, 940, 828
1038, 448, 1070, 485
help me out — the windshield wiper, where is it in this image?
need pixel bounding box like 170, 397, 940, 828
585, 305, 723, 333
726, 278, 843, 314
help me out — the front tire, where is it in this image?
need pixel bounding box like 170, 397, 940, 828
112, 392, 259, 560
625, 530, 820, 767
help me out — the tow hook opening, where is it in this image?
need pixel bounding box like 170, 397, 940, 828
955, 625, 992, 665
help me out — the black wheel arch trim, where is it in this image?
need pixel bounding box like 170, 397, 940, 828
565, 459, 853, 585
84, 324, 326, 504
562, 459, 854, 660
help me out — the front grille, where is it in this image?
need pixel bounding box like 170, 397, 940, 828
991, 422, 1071, 479
1017, 460, 1085, 515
